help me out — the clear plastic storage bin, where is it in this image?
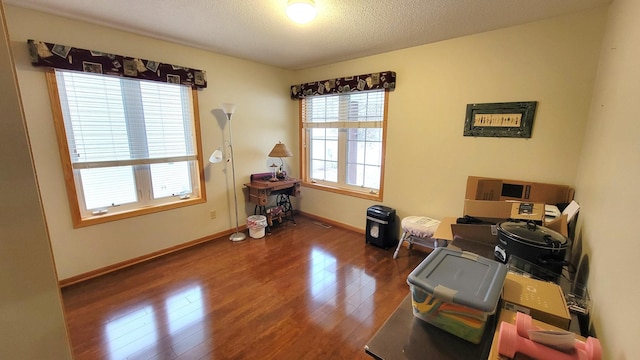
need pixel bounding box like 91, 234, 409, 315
407, 247, 507, 343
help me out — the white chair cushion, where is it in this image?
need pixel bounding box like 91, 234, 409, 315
401, 216, 441, 239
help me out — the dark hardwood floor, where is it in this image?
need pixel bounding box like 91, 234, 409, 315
61, 215, 427, 359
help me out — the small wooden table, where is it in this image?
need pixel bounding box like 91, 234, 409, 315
244, 173, 301, 232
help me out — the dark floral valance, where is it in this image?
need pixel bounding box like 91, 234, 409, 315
290, 71, 396, 99
27, 39, 207, 89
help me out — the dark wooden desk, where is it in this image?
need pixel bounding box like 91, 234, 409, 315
244, 173, 301, 231
365, 294, 496, 360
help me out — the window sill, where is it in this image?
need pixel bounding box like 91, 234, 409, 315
301, 181, 382, 201
73, 197, 206, 228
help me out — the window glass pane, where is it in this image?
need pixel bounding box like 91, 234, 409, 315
325, 161, 338, 182
61, 72, 131, 162
346, 163, 363, 187
364, 142, 382, 166
311, 159, 338, 183
53, 69, 202, 222
311, 138, 326, 160
363, 165, 381, 189
310, 96, 339, 122
326, 139, 338, 162
311, 129, 339, 162
350, 128, 367, 141
310, 128, 325, 140
140, 82, 194, 158
346, 130, 382, 187
355, 141, 365, 163
80, 166, 137, 209
367, 128, 382, 141
326, 128, 339, 140
309, 97, 325, 120
348, 91, 384, 122
151, 161, 193, 198
303, 89, 385, 192
311, 159, 326, 180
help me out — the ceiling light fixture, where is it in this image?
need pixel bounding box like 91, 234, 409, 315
286, 0, 317, 24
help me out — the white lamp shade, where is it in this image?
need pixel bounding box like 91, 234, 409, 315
221, 103, 236, 117
209, 148, 224, 163
286, 0, 317, 24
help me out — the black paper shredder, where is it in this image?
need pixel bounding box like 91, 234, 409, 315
365, 205, 397, 249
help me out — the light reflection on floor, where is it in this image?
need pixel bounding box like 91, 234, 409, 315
310, 247, 338, 305
308, 246, 376, 328
105, 305, 158, 360
98, 246, 383, 358
103, 284, 207, 359
166, 286, 209, 356
166, 286, 204, 335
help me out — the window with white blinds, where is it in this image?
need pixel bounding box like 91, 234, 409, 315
301, 89, 387, 199
48, 69, 204, 226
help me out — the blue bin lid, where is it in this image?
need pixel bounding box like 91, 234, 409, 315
407, 247, 507, 312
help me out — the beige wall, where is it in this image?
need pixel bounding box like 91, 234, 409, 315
574, 0, 640, 357
0, 3, 72, 359
5, 5, 297, 280
293, 8, 607, 227
6, 2, 635, 358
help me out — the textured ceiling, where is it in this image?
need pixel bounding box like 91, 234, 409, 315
6, 0, 610, 70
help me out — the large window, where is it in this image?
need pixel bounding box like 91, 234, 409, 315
300, 89, 388, 200
47, 69, 205, 227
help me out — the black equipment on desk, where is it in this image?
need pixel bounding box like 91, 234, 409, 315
366, 205, 397, 249
495, 221, 569, 277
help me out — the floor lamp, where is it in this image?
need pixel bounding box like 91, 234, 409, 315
210, 103, 246, 242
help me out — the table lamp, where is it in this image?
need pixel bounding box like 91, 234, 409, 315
268, 141, 293, 181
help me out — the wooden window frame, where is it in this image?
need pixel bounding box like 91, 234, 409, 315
45, 70, 206, 228
299, 90, 388, 201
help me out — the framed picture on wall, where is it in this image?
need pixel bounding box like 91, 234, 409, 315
463, 101, 537, 138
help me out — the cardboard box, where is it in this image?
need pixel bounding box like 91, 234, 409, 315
463, 199, 545, 224
441, 201, 504, 258
434, 216, 500, 244
437, 201, 565, 259
463, 199, 512, 223
501, 272, 571, 330
466, 176, 574, 204
449, 232, 497, 259
487, 309, 585, 360
432, 217, 490, 256
433, 216, 456, 241
509, 202, 544, 223
544, 214, 569, 237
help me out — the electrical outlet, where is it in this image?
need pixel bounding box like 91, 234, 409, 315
209, 210, 216, 219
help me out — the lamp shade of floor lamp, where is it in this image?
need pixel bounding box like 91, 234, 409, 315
210, 103, 246, 242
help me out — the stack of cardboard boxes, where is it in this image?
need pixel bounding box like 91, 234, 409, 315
433, 175, 575, 348
434, 175, 573, 258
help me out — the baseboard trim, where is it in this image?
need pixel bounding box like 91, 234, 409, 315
58, 227, 238, 288
59, 212, 365, 288
298, 211, 365, 235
